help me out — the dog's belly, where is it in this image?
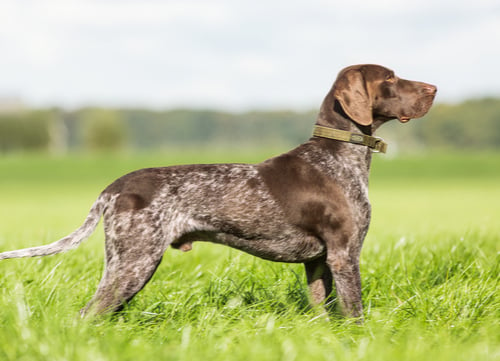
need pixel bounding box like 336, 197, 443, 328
172, 231, 326, 263
215, 232, 326, 263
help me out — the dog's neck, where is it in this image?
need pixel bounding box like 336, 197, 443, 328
311, 91, 393, 150
301, 95, 375, 178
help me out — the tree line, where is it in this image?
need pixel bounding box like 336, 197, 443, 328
0, 98, 499, 154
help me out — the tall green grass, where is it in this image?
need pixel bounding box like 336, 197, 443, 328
0, 150, 499, 361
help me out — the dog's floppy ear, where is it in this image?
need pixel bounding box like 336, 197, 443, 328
333, 69, 373, 126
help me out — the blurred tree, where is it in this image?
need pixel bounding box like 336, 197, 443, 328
1, 97, 499, 153
416, 98, 500, 150
48, 108, 68, 155
0, 110, 52, 152
80, 108, 128, 152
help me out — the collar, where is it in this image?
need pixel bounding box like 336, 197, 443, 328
312, 125, 387, 153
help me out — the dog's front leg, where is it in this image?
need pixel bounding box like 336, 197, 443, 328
326, 248, 363, 320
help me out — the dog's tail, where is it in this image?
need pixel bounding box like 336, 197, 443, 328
0, 193, 112, 261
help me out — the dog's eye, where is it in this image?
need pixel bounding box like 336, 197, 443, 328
385, 75, 395, 83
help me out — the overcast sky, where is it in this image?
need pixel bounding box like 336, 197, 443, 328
0, 0, 499, 110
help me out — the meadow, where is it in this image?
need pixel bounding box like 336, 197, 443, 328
0, 149, 499, 361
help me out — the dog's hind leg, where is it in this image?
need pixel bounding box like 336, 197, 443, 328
80, 211, 167, 317
304, 254, 333, 307
80, 254, 164, 316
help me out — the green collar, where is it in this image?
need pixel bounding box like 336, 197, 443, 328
312, 125, 387, 153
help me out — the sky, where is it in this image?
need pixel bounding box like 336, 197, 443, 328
0, 0, 499, 111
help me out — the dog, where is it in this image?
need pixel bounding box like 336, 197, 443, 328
0, 64, 437, 319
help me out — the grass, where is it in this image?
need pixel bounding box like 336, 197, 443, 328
0, 149, 499, 361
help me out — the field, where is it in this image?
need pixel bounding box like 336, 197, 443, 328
0, 149, 499, 361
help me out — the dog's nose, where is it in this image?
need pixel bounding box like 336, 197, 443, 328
422, 84, 437, 95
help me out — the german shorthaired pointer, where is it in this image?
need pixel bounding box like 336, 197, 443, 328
0, 65, 437, 319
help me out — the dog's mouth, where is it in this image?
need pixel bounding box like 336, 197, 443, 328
398, 94, 436, 123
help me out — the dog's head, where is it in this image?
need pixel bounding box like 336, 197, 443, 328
332, 64, 437, 126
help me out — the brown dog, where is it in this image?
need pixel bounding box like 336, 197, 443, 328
0, 65, 436, 319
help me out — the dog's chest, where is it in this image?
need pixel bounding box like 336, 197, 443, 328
299, 146, 372, 233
